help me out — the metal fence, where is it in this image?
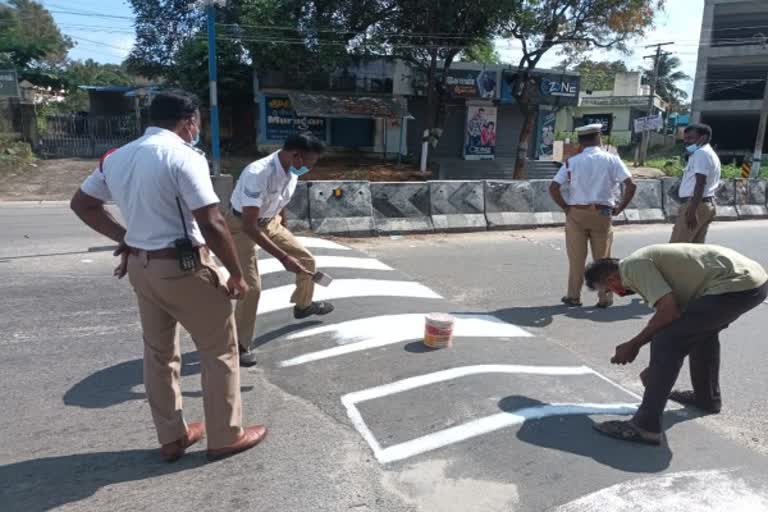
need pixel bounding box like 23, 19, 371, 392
38, 114, 139, 158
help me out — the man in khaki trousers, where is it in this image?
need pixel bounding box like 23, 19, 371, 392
549, 124, 637, 308
71, 90, 266, 462
229, 133, 334, 366
670, 123, 721, 243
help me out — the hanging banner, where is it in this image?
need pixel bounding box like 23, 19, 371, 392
263, 96, 326, 142
536, 109, 557, 160
464, 105, 497, 160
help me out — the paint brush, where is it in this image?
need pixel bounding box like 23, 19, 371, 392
313, 271, 333, 287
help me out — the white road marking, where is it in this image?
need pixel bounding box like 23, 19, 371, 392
553, 469, 768, 512
258, 279, 442, 314
341, 364, 641, 464
279, 314, 532, 367
295, 236, 350, 251
257, 256, 393, 276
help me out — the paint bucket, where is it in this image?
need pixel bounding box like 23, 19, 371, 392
424, 313, 455, 349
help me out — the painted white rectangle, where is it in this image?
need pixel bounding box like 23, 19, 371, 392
279, 314, 532, 367
257, 256, 393, 276
258, 279, 442, 314
295, 236, 350, 251
341, 364, 642, 464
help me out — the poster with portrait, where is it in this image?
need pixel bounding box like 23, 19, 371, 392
536, 110, 557, 160
464, 104, 497, 160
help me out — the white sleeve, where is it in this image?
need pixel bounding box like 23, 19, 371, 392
80, 168, 112, 202
611, 156, 632, 183
238, 169, 269, 209
690, 151, 715, 177
552, 164, 568, 185
175, 151, 219, 210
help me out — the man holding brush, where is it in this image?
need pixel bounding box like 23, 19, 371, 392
228, 133, 335, 366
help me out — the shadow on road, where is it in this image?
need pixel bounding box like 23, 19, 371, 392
0, 449, 205, 512
250, 320, 323, 349
63, 352, 252, 408
502, 395, 702, 473
488, 298, 651, 328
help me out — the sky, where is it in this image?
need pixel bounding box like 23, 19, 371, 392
44, 0, 703, 98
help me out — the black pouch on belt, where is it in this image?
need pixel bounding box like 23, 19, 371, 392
175, 197, 196, 272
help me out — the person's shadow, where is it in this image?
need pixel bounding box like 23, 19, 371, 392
486, 298, 651, 328
504, 395, 701, 473
63, 351, 253, 409
0, 449, 205, 512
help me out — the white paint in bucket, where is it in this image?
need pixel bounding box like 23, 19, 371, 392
424, 313, 455, 349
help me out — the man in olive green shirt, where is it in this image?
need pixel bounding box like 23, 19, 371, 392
583, 244, 767, 445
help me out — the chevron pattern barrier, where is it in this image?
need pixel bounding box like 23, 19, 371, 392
371, 183, 433, 234
429, 181, 486, 232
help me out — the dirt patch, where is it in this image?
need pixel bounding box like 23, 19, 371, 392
0, 158, 98, 201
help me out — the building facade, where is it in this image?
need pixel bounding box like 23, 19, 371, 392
691, 0, 768, 160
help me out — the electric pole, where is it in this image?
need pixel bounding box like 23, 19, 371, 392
639, 42, 674, 166
749, 73, 768, 178
204, 0, 224, 176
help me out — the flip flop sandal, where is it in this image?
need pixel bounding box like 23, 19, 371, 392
669, 390, 721, 414
593, 420, 662, 446
561, 297, 582, 307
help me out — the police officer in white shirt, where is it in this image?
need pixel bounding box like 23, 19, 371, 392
70, 90, 266, 462
671, 123, 721, 243
228, 133, 334, 366
549, 123, 637, 308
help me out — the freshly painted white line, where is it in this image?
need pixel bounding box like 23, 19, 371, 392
341, 364, 642, 464
343, 365, 595, 404
257, 256, 393, 276
279, 314, 532, 367
295, 236, 350, 251
257, 279, 442, 314
373, 403, 639, 464
553, 469, 768, 512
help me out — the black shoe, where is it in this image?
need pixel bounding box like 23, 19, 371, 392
595, 301, 612, 309
294, 301, 335, 319
561, 296, 582, 307
239, 346, 258, 368
669, 390, 721, 414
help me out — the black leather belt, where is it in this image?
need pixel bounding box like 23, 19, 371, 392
232, 208, 242, 217
680, 197, 714, 203
231, 208, 272, 226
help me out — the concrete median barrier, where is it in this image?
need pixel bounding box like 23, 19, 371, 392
484, 180, 537, 229
714, 179, 738, 220
530, 179, 566, 226
308, 181, 375, 236
623, 179, 664, 224
429, 181, 486, 232
285, 181, 310, 232
371, 182, 433, 234
735, 179, 768, 219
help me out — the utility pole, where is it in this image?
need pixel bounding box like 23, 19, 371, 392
204, 0, 224, 176
639, 42, 674, 166
749, 72, 768, 178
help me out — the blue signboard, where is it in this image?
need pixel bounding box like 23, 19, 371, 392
261, 96, 326, 143
501, 71, 580, 106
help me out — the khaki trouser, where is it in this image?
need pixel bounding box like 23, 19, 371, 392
565, 207, 614, 304
670, 201, 716, 243
226, 212, 316, 348
127, 248, 243, 450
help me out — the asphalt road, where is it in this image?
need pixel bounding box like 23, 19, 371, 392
1, 202, 768, 512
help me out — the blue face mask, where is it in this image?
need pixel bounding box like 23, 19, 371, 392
685, 143, 700, 154
191, 129, 200, 147
290, 166, 310, 177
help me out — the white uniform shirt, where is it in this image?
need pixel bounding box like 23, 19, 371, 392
79, 127, 219, 250
679, 143, 721, 198
552, 146, 632, 207
230, 151, 298, 219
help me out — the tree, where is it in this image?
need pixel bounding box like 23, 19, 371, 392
0, 0, 72, 76
58, 60, 138, 111
461, 39, 502, 65
643, 52, 690, 108
369, 0, 515, 150
502, 0, 664, 178
571, 59, 628, 92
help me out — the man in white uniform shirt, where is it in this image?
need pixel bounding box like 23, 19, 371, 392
70, 90, 267, 462
228, 133, 334, 366
549, 124, 637, 308
670, 123, 721, 243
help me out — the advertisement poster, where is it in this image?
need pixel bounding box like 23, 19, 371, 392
445, 69, 498, 99
537, 109, 557, 160
263, 96, 326, 142
464, 105, 497, 160
580, 113, 613, 135
500, 71, 580, 107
